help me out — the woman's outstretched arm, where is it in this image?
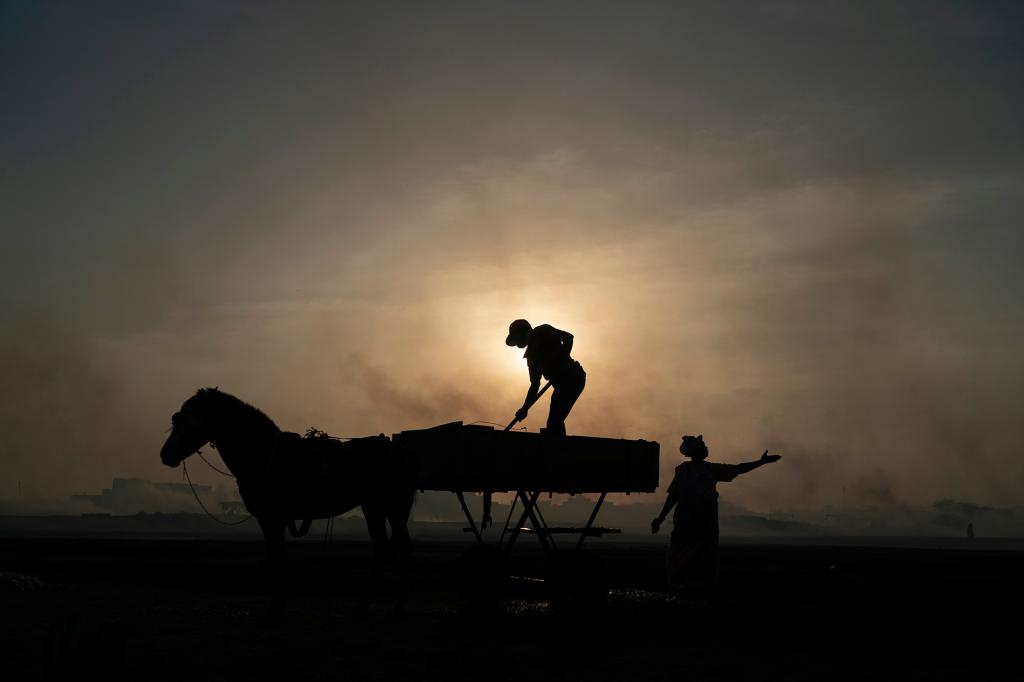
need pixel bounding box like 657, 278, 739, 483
733, 450, 782, 476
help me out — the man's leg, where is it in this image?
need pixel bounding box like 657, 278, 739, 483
546, 366, 586, 437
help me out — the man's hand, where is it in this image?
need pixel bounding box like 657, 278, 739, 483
515, 407, 529, 422
760, 450, 782, 464
651, 517, 663, 534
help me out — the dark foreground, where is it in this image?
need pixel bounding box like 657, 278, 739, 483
1, 534, 1019, 681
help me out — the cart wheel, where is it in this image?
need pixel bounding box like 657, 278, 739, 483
548, 549, 607, 619
458, 544, 507, 614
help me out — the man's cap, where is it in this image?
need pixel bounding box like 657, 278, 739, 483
505, 319, 531, 346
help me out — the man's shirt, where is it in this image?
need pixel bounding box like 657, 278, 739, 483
524, 324, 575, 384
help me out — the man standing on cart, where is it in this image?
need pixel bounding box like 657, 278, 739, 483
480, 320, 586, 530
506, 319, 586, 438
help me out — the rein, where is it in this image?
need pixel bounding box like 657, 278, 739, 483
197, 445, 234, 478
184, 440, 311, 536
182, 458, 252, 526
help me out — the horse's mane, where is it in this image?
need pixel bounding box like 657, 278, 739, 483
192, 387, 280, 434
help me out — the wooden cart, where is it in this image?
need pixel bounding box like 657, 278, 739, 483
393, 421, 660, 611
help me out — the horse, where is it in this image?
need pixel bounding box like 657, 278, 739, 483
159, 387, 415, 620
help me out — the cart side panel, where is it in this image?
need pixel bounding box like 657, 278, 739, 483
395, 423, 659, 493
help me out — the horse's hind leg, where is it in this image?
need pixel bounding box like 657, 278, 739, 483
257, 516, 286, 624
387, 496, 414, 617
356, 507, 390, 618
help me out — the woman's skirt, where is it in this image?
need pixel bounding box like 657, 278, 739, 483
667, 508, 720, 598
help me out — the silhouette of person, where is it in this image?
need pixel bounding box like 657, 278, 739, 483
651, 434, 781, 598
506, 319, 586, 438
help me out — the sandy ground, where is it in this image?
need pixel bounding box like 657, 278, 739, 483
0, 534, 1019, 681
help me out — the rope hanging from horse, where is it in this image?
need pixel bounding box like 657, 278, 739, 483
182, 459, 252, 526
197, 445, 234, 478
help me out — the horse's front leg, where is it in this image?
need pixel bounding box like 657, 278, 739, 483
257, 515, 286, 624
389, 516, 412, 618
356, 506, 390, 618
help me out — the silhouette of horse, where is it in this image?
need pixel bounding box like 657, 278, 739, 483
160, 388, 415, 620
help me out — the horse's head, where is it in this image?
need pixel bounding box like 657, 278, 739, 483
160, 389, 219, 467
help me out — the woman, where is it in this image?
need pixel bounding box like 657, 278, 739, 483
652, 434, 781, 599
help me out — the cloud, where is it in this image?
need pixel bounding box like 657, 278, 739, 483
0, 308, 153, 498
1, 1, 1022, 514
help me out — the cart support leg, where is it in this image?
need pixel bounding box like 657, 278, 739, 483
531, 498, 557, 552
455, 490, 484, 544
497, 493, 519, 547
576, 491, 608, 549
503, 491, 554, 558
503, 491, 540, 552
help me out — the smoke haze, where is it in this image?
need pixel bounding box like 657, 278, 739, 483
2, 1, 1022, 512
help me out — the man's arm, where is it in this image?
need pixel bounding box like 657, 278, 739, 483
545, 324, 574, 355
515, 361, 543, 421
560, 329, 573, 355
732, 450, 782, 477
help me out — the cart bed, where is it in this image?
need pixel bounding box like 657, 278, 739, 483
393, 421, 659, 493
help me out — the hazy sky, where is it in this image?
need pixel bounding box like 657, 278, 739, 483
2, 1, 1022, 510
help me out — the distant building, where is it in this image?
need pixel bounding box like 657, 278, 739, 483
71, 477, 216, 515
219, 500, 249, 516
